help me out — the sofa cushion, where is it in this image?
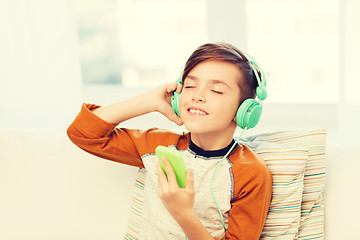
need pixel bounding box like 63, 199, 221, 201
245, 129, 327, 239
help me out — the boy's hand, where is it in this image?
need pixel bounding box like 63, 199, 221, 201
153, 82, 183, 126
157, 157, 195, 220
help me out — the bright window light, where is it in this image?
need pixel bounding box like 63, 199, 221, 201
74, 0, 208, 87
246, 0, 339, 103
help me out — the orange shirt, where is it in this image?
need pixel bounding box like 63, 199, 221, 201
67, 103, 273, 239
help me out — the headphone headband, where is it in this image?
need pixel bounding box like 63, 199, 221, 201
244, 52, 267, 101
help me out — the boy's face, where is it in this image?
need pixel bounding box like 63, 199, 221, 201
179, 60, 242, 136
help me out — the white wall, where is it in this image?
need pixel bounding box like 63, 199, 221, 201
0, 1, 83, 133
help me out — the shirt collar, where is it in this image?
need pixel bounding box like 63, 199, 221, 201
188, 138, 238, 158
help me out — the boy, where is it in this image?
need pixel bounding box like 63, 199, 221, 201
67, 42, 272, 239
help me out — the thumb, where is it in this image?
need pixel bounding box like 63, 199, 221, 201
163, 104, 183, 126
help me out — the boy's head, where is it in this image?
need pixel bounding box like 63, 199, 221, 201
181, 42, 261, 105
178, 42, 264, 139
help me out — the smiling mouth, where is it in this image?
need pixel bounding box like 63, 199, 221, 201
188, 108, 208, 115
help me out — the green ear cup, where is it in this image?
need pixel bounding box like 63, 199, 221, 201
171, 91, 180, 117
234, 52, 267, 129
236, 99, 262, 129
171, 77, 182, 117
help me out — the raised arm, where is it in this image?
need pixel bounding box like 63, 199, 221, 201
92, 82, 183, 126
66, 82, 183, 168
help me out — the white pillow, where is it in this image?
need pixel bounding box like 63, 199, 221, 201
245, 129, 327, 239
241, 141, 308, 239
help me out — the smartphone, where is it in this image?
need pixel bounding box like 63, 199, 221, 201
155, 145, 187, 188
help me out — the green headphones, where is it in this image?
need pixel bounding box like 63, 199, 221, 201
171, 53, 267, 129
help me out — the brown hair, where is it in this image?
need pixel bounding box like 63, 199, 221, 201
182, 42, 260, 104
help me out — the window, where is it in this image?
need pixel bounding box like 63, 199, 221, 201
245, 0, 339, 103
75, 0, 344, 104
74, 0, 208, 87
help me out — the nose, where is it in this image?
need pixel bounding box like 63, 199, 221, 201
192, 88, 206, 103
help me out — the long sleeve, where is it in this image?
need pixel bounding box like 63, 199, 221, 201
67, 103, 272, 239
66, 103, 189, 168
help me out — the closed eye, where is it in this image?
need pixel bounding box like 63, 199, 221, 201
212, 90, 223, 94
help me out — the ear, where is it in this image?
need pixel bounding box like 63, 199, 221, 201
233, 106, 239, 123
232, 115, 238, 129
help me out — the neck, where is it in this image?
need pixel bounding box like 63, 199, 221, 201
190, 127, 236, 151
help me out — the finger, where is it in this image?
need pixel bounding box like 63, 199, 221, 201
165, 82, 182, 95
156, 162, 168, 190
163, 105, 183, 126
169, 114, 183, 126
176, 83, 183, 94
165, 82, 179, 93
185, 168, 195, 193
162, 157, 178, 188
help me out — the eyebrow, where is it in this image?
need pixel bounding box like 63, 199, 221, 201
186, 75, 231, 89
